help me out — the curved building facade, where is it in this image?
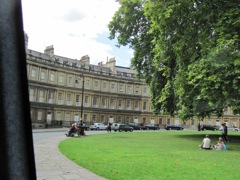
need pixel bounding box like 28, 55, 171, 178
26, 44, 239, 128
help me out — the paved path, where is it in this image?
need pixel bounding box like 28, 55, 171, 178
33, 131, 107, 180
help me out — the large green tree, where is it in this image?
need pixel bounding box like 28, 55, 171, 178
109, 0, 240, 120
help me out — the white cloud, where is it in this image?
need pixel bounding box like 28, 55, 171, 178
22, 0, 133, 66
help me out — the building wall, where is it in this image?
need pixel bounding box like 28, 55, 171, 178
26, 48, 240, 128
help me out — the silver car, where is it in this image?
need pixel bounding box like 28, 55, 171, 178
90, 123, 107, 130
227, 126, 239, 132
111, 123, 125, 131
219, 126, 239, 132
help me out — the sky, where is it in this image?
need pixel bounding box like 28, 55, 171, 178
21, 0, 133, 67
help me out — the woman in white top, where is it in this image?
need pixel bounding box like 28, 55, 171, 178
214, 137, 223, 150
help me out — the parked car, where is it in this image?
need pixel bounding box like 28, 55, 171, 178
227, 126, 239, 131
90, 123, 107, 130
117, 124, 133, 132
141, 124, 160, 130
127, 123, 141, 130
111, 123, 125, 131
219, 125, 239, 132
80, 123, 90, 131
165, 124, 184, 130
201, 125, 219, 131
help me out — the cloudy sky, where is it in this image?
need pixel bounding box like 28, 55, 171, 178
21, 0, 133, 67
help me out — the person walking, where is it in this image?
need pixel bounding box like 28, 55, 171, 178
198, 122, 201, 131
220, 123, 228, 143
223, 123, 228, 143
107, 122, 112, 133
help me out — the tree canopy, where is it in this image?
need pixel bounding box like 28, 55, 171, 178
108, 0, 240, 120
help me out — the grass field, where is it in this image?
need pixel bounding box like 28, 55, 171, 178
59, 131, 240, 180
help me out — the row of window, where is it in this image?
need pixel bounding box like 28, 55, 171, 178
29, 88, 150, 111
34, 109, 237, 126
35, 110, 172, 125
29, 66, 149, 95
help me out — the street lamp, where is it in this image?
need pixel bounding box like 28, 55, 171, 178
80, 74, 85, 136
76, 74, 84, 122
76, 74, 85, 136
80, 74, 84, 121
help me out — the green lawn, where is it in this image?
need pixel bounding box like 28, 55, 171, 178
59, 131, 240, 180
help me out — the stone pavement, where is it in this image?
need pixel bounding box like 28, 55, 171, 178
33, 129, 107, 180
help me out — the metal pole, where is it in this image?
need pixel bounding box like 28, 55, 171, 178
0, 0, 36, 179
80, 75, 84, 120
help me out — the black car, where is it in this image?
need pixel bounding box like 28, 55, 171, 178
127, 123, 141, 130
81, 124, 90, 131
141, 124, 160, 130
201, 125, 219, 131
118, 124, 133, 132
165, 124, 184, 130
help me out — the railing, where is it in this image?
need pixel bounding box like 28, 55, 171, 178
27, 54, 144, 82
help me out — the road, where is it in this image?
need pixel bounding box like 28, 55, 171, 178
32, 129, 110, 141
33, 131, 65, 141
32, 128, 192, 142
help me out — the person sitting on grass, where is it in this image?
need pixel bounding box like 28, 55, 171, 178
214, 137, 224, 150
214, 137, 227, 150
199, 135, 213, 150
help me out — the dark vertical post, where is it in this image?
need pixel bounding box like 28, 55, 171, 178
80, 75, 85, 120
0, 0, 36, 179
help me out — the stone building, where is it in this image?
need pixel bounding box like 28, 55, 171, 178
25, 35, 239, 128
27, 45, 153, 128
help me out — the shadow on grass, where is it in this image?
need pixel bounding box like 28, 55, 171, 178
176, 134, 240, 142
175, 133, 240, 151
